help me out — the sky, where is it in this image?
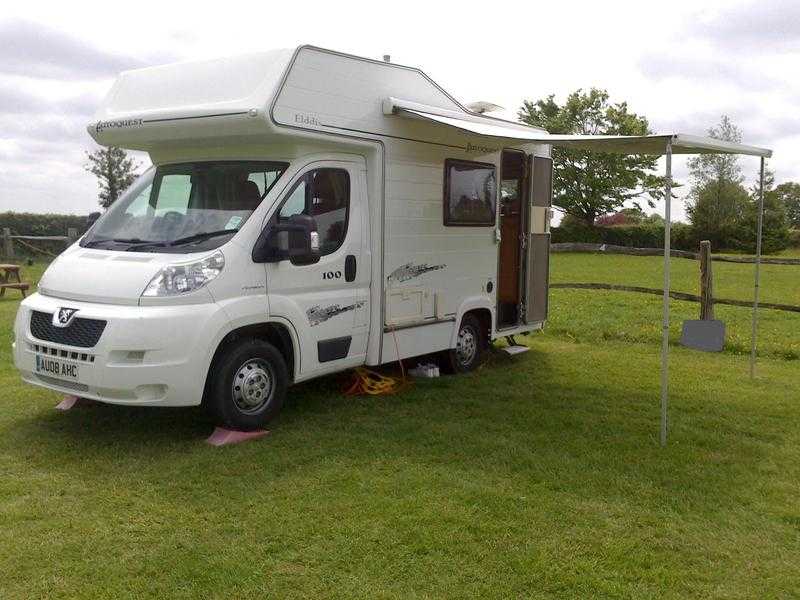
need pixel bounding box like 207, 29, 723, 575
1, 0, 798, 222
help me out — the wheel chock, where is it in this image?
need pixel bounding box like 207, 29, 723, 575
55, 395, 94, 410
206, 427, 270, 446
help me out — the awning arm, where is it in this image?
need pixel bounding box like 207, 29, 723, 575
661, 139, 672, 447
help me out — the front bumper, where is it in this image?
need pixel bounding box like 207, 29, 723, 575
13, 293, 226, 407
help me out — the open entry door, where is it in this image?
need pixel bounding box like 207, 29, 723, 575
497, 150, 528, 329
525, 156, 552, 324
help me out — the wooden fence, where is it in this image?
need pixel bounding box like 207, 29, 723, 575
553, 240, 800, 314
551, 242, 800, 265
1, 227, 78, 258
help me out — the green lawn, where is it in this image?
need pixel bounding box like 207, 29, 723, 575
550, 253, 800, 360
1, 258, 799, 598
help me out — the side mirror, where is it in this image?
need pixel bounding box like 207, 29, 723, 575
86, 212, 101, 229
252, 214, 320, 264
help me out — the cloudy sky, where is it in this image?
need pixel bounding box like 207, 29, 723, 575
1, 0, 798, 221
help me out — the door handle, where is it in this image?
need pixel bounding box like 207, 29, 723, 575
345, 255, 356, 282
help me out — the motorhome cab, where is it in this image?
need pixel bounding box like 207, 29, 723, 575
12, 46, 553, 430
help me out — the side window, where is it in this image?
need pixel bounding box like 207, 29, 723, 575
279, 179, 307, 219
278, 168, 350, 256
443, 159, 496, 226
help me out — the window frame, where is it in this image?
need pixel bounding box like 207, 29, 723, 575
274, 167, 351, 257
442, 158, 498, 227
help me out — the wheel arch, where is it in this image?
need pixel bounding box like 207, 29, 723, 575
204, 319, 299, 395
450, 297, 494, 348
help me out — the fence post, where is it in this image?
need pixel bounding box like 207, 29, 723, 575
67, 228, 78, 246
699, 240, 714, 320
2, 228, 13, 259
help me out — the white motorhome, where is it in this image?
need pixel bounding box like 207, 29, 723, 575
12, 46, 554, 430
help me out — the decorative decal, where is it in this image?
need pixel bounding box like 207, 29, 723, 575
465, 142, 498, 154
387, 262, 446, 284
95, 118, 144, 133
294, 112, 321, 127
307, 301, 366, 327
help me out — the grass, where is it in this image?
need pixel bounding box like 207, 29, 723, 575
550, 253, 800, 360
1, 258, 799, 598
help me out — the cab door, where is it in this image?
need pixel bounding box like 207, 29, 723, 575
265, 159, 370, 377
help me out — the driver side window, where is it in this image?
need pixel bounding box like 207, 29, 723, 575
278, 168, 349, 256
279, 180, 307, 220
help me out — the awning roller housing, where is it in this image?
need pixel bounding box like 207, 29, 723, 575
385, 97, 772, 157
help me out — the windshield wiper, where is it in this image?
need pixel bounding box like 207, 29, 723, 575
83, 238, 166, 249
84, 230, 237, 251
168, 229, 239, 247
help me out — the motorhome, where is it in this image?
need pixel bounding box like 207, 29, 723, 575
12, 46, 554, 430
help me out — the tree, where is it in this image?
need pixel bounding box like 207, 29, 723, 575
686, 179, 750, 249
748, 166, 775, 199
687, 115, 744, 189
595, 206, 648, 226
84, 146, 140, 209
686, 116, 750, 249
733, 165, 790, 253
772, 182, 800, 228
518, 88, 666, 226
733, 185, 790, 254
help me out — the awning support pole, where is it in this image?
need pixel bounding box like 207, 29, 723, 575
660, 139, 673, 447
749, 156, 765, 378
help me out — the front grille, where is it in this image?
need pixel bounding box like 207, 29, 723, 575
30, 311, 107, 348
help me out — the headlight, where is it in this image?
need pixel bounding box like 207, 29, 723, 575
142, 251, 225, 297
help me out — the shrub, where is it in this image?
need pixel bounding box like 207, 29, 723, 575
0, 212, 89, 236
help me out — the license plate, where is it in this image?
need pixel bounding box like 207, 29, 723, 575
35, 355, 80, 381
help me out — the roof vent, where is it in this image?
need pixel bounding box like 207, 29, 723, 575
466, 101, 504, 114
383, 54, 391, 63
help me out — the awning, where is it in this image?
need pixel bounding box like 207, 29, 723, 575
393, 104, 772, 157
388, 96, 773, 448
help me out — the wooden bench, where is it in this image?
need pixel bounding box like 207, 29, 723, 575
0, 282, 30, 297
0, 264, 30, 298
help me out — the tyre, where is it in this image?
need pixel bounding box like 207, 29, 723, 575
441, 313, 487, 374
205, 338, 288, 431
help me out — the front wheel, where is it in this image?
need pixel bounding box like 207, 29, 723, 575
205, 338, 288, 431
441, 314, 487, 374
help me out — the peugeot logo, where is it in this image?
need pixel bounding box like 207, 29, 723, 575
52, 308, 79, 328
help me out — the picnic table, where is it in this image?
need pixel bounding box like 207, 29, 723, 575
0, 264, 30, 298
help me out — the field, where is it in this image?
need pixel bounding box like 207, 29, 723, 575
550, 253, 800, 360
1, 257, 798, 599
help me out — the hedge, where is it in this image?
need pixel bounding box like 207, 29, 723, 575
551, 222, 698, 252
0, 212, 90, 237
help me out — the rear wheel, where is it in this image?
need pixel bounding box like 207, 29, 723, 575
441, 313, 487, 374
205, 338, 288, 431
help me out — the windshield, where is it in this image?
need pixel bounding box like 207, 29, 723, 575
81, 161, 288, 253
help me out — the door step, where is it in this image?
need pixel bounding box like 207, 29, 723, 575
501, 345, 530, 356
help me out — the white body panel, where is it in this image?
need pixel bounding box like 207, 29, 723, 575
13, 46, 551, 407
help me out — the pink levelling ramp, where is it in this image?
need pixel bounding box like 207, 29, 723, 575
206, 427, 269, 446
55, 395, 94, 410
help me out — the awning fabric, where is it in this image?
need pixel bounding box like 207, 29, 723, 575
397, 107, 772, 157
